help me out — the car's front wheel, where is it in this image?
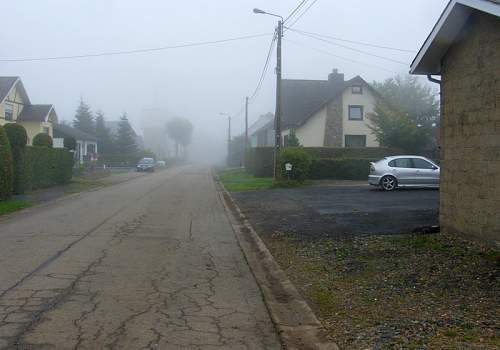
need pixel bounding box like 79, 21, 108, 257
380, 175, 397, 191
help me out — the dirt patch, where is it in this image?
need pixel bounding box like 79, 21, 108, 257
263, 232, 500, 349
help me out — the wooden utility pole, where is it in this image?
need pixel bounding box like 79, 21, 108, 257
273, 20, 283, 179
244, 96, 249, 168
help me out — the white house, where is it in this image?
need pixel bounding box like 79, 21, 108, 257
281, 69, 380, 148
53, 124, 98, 165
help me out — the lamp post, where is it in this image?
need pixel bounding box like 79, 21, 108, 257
253, 8, 283, 180
220, 112, 231, 163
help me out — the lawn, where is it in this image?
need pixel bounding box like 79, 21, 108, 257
63, 177, 107, 194
264, 232, 500, 349
0, 200, 32, 216
218, 168, 274, 192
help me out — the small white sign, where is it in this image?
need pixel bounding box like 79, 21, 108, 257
285, 163, 293, 171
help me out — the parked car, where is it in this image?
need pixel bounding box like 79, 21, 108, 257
156, 160, 166, 167
136, 158, 156, 172
369, 156, 440, 191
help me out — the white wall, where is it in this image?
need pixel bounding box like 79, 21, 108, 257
342, 87, 379, 147
284, 108, 327, 147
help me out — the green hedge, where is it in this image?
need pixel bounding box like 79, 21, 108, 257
309, 158, 377, 180
278, 148, 312, 182
246, 147, 275, 177
304, 147, 400, 159
0, 126, 13, 200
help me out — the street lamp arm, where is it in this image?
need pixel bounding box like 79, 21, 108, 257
253, 8, 283, 21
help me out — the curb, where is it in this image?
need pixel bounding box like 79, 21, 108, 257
215, 177, 339, 350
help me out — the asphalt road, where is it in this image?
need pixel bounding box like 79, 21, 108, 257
233, 185, 439, 239
0, 166, 281, 350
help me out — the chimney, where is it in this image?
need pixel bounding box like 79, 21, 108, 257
328, 69, 344, 86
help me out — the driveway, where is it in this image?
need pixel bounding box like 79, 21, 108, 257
232, 185, 439, 239
0, 166, 281, 349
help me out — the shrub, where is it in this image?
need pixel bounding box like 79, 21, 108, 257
23, 147, 73, 190
63, 137, 77, 151
309, 158, 377, 180
278, 147, 312, 182
0, 125, 13, 200
33, 133, 53, 147
246, 147, 274, 177
4, 123, 27, 148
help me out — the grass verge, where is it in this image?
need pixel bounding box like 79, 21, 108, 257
218, 168, 274, 192
0, 200, 32, 216
63, 177, 108, 194
264, 232, 500, 349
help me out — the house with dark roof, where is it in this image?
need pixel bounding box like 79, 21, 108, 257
279, 69, 380, 148
410, 0, 500, 246
0, 77, 58, 144
248, 113, 274, 147
53, 124, 98, 165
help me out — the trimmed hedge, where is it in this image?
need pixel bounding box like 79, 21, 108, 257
278, 148, 312, 182
246, 147, 274, 177
0, 125, 13, 200
33, 133, 53, 147
309, 158, 377, 180
4, 123, 28, 148
304, 147, 401, 159
64, 137, 77, 151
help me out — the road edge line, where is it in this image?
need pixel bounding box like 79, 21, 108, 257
214, 174, 339, 350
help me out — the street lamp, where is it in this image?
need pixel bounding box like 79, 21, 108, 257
253, 8, 283, 180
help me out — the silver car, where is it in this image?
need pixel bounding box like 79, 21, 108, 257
369, 156, 440, 191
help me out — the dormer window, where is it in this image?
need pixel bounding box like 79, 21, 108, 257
4, 103, 14, 121
352, 85, 363, 94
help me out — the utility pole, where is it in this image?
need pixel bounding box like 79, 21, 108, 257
220, 112, 232, 165
244, 96, 249, 168
274, 20, 283, 179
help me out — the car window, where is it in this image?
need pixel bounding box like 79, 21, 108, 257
412, 158, 435, 169
389, 158, 413, 168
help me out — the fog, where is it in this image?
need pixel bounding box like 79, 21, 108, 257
1, 0, 447, 164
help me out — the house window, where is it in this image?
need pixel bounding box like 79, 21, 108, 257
4, 103, 14, 121
348, 105, 364, 120
43, 127, 50, 135
351, 85, 363, 94
345, 135, 366, 148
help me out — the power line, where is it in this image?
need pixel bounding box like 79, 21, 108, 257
288, 28, 416, 53
284, 38, 400, 74
0, 33, 272, 62
284, 0, 309, 24
250, 32, 277, 101
286, 0, 319, 29
288, 28, 409, 65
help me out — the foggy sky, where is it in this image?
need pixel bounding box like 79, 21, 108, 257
1, 0, 448, 163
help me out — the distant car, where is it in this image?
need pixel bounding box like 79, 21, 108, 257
156, 160, 166, 167
369, 156, 440, 191
136, 158, 156, 172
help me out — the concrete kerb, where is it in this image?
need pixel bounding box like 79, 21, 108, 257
214, 176, 339, 350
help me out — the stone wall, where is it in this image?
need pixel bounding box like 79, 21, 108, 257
323, 97, 343, 147
441, 12, 500, 246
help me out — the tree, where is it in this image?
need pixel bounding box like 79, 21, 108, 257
94, 111, 114, 154
33, 133, 53, 148
114, 113, 138, 155
73, 98, 95, 135
285, 130, 301, 147
368, 101, 431, 154
0, 125, 13, 200
165, 117, 193, 158
372, 75, 439, 125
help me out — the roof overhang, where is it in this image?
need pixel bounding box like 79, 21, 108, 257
0, 77, 31, 105
410, 0, 500, 75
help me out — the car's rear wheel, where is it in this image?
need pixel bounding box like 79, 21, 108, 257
380, 175, 397, 191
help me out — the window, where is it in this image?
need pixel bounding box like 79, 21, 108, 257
4, 103, 14, 121
351, 85, 363, 94
389, 158, 413, 168
345, 135, 366, 148
348, 105, 363, 120
43, 127, 50, 135
412, 158, 436, 169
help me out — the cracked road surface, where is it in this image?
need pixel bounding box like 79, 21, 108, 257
0, 166, 282, 350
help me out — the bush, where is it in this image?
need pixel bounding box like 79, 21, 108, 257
4, 123, 27, 148
23, 147, 73, 190
304, 147, 400, 159
33, 133, 53, 147
278, 147, 312, 182
0, 126, 13, 200
63, 137, 77, 151
309, 158, 377, 180
246, 147, 274, 177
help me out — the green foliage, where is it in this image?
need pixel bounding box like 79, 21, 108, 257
246, 147, 275, 177
166, 117, 193, 158
368, 101, 431, 153
373, 74, 439, 125
0, 200, 32, 216
33, 133, 53, 148
309, 158, 377, 180
0, 126, 13, 200
278, 148, 312, 182
304, 147, 400, 159
228, 135, 245, 167
23, 147, 73, 191
114, 113, 138, 155
4, 123, 27, 148
218, 168, 273, 192
95, 111, 114, 154
73, 98, 95, 135
63, 137, 77, 150
285, 131, 302, 147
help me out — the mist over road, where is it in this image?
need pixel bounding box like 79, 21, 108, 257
0, 166, 280, 349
